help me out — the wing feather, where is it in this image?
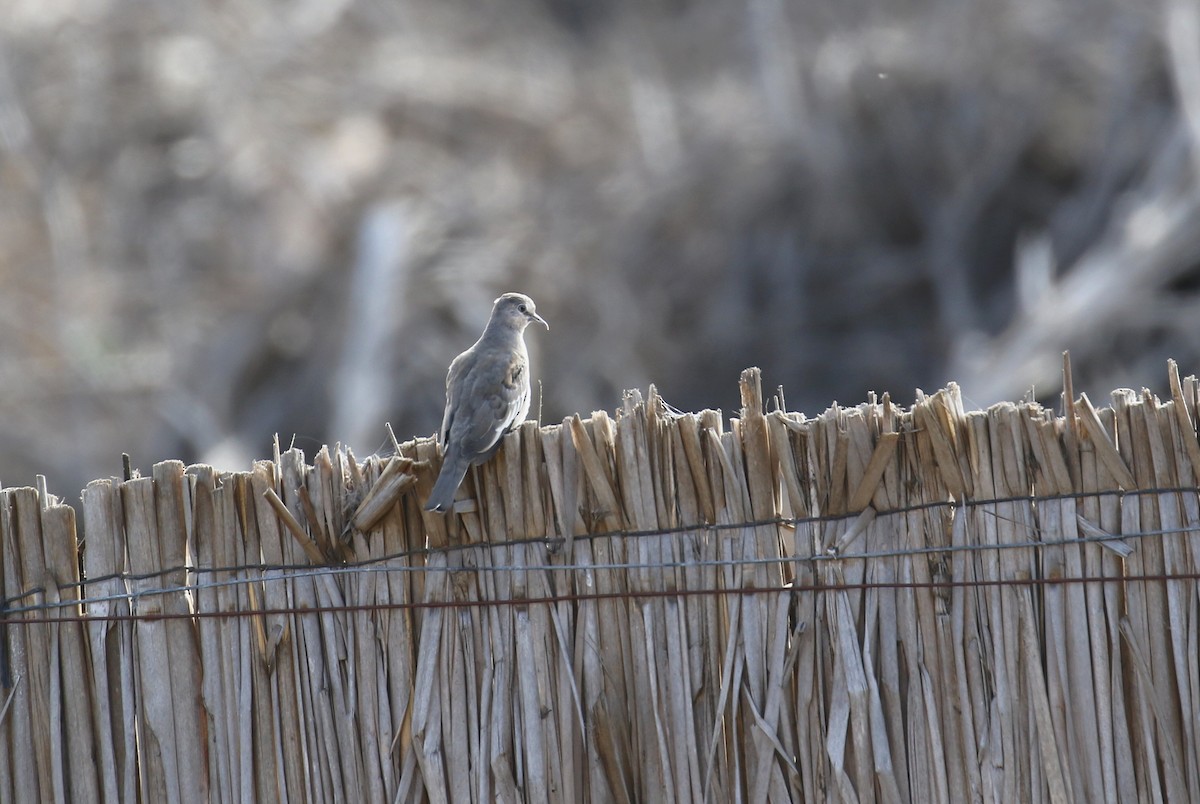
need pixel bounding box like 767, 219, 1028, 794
450, 347, 530, 459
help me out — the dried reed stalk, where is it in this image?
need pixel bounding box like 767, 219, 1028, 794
3, 366, 1200, 802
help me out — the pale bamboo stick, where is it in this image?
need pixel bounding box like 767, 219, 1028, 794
249, 463, 305, 802
187, 466, 234, 804
1091, 406, 1139, 802
478, 437, 517, 804
866, 403, 906, 804
39, 503, 99, 803
379, 458, 417, 802
1144, 395, 1198, 798
555, 417, 617, 802
350, 518, 389, 804
942, 433, 985, 802
679, 412, 728, 802
1074, 414, 1122, 804
1108, 390, 1161, 802
1163, 371, 1200, 800
9, 488, 58, 802
120, 478, 179, 803
770, 410, 823, 802
1121, 391, 1186, 800
275, 452, 343, 803
79, 480, 137, 804
149, 462, 208, 804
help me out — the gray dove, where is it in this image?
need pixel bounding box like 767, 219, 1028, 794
425, 292, 549, 512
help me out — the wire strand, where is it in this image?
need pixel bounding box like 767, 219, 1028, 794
2, 486, 1197, 617
2, 519, 1189, 615
4, 571, 1198, 625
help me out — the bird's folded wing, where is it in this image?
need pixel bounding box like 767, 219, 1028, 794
452, 350, 530, 457
438, 350, 473, 446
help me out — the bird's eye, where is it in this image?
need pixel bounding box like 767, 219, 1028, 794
518, 304, 527, 313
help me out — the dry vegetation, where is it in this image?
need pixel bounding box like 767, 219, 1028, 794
1, 0, 1199, 495
4, 369, 1200, 801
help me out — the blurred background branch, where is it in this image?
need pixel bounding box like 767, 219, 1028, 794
0, 0, 1197, 497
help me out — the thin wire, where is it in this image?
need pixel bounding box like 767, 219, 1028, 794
4, 571, 1199, 626
2, 486, 1197, 614
3, 518, 1191, 616
11, 483, 1195, 607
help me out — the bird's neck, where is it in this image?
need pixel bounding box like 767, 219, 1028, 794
481, 320, 526, 344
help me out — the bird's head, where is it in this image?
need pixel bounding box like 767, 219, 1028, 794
493, 292, 549, 331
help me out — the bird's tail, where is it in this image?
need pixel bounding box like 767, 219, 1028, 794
424, 448, 472, 513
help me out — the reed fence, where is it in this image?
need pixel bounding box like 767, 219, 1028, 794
2, 364, 1199, 803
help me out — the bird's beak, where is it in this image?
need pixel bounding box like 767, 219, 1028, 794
532, 313, 549, 330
